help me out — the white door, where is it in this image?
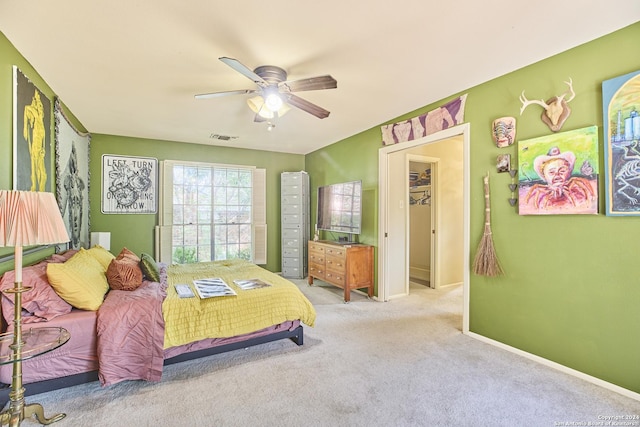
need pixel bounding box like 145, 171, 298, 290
385, 149, 409, 299
378, 124, 470, 332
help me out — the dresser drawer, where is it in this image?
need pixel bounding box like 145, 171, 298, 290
282, 184, 307, 196
283, 247, 301, 257
282, 266, 303, 278
282, 214, 303, 226
282, 203, 303, 215
325, 270, 346, 286
323, 246, 346, 259
282, 194, 302, 205
308, 252, 325, 265
308, 263, 325, 279
325, 255, 346, 273
283, 238, 301, 248
282, 228, 302, 239
281, 173, 304, 186
283, 257, 302, 267
308, 242, 326, 254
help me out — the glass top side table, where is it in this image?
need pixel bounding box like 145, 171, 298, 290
0, 327, 70, 365
0, 327, 69, 426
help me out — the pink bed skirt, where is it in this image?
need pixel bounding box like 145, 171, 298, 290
0, 310, 300, 386
0, 309, 99, 385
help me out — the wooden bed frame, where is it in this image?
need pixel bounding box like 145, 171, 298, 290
0, 325, 303, 408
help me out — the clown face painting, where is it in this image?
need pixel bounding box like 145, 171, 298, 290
518, 126, 599, 215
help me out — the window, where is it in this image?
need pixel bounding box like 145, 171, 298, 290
157, 161, 266, 265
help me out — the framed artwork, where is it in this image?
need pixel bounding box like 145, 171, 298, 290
517, 126, 599, 215
602, 69, 640, 216
55, 98, 91, 250
13, 66, 52, 192
101, 154, 157, 214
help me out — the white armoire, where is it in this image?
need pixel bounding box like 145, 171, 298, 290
281, 171, 309, 279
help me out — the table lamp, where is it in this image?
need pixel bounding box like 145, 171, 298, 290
0, 191, 70, 426
90, 232, 110, 251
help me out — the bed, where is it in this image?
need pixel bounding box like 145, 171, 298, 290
0, 247, 316, 403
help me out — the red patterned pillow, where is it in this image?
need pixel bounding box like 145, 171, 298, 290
105, 248, 143, 291
117, 247, 140, 264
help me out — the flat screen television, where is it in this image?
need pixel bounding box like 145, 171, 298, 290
316, 180, 362, 237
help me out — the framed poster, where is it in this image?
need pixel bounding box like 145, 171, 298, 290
602, 69, 640, 216
13, 66, 52, 192
101, 154, 157, 214
518, 126, 599, 215
55, 98, 91, 250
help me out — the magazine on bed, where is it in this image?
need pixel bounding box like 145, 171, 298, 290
233, 278, 272, 290
193, 278, 237, 299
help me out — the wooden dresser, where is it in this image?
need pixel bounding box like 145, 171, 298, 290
308, 240, 374, 302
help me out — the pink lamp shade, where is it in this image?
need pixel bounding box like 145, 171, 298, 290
0, 190, 70, 247
0, 191, 70, 284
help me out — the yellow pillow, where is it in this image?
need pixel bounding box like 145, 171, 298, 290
82, 246, 115, 272
46, 250, 110, 311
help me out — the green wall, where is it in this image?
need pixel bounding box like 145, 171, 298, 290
89, 134, 304, 272
306, 22, 640, 394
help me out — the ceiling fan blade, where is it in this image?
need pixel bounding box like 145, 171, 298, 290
219, 57, 267, 87
195, 89, 257, 99
284, 93, 330, 119
280, 75, 337, 93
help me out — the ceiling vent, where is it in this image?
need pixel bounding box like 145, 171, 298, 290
209, 133, 238, 141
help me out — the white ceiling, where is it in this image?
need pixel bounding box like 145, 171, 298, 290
1, 2, 639, 155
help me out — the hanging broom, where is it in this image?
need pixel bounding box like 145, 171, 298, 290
472, 172, 504, 276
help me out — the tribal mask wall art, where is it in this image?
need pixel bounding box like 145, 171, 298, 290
492, 116, 516, 148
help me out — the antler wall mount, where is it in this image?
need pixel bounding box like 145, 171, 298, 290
519, 78, 575, 132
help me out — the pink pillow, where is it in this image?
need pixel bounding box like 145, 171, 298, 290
0, 259, 73, 325
46, 249, 78, 264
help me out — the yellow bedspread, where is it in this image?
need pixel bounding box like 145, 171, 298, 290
162, 259, 316, 349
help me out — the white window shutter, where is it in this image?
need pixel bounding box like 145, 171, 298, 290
159, 160, 174, 226
253, 168, 267, 264
156, 161, 174, 263
155, 225, 173, 264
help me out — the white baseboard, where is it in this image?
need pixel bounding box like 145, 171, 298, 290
466, 331, 640, 402
409, 266, 430, 281
439, 281, 462, 288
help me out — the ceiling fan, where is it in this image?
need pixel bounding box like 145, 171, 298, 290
195, 57, 337, 121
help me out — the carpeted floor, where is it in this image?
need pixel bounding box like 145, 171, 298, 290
18, 279, 639, 426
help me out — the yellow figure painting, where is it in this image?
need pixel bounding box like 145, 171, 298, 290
23, 90, 47, 191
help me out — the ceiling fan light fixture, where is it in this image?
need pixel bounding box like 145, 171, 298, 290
264, 92, 283, 112
247, 96, 274, 119
247, 95, 290, 119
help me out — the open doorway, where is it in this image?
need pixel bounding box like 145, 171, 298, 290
408, 156, 437, 289
378, 123, 470, 333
